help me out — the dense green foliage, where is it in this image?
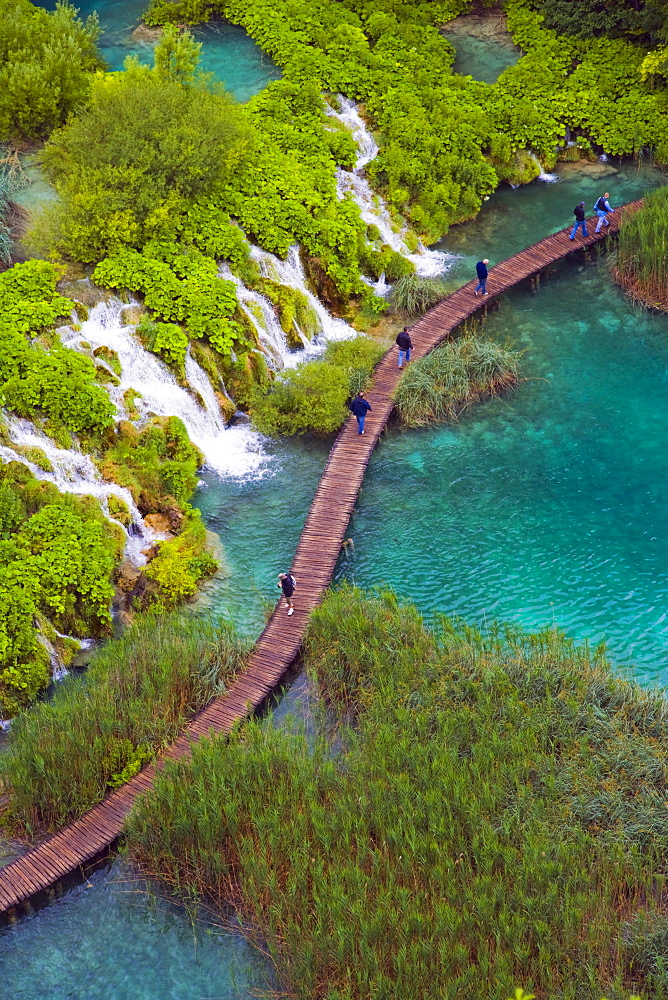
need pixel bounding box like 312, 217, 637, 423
127, 585, 668, 999
40, 58, 251, 263
1, 613, 247, 833
393, 334, 521, 426
250, 336, 382, 435
613, 187, 668, 309
0, 460, 122, 718
0, 260, 115, 438
535, 0, 668, 42
0, 0, 103, 141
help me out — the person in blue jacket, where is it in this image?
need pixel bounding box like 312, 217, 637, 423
474, 258, 489, 297
349, 391, 372, 435
594, 192, 613, 233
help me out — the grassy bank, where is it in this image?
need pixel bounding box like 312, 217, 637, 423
614, 187, 668, 310
393, 333, 521, 426
1, 613, 248, 834
126, 586, 668, 1000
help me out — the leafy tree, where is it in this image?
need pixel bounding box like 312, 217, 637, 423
0, 0, 103, 141
154, 23, 202, 82
39, 48, 253, 261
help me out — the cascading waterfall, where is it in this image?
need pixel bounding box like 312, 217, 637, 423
0, 414, 156, 565
325, 96, 455, 280
59, 299, 271, 480
218, 263, 293, 369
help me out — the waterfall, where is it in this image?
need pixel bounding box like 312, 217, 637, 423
528, 152, 558, 183
325, 96, 455, 280
59, 300, 271, 480
0, 414, 157, 566
218, 263, 293, 369
249, 245, 357, 361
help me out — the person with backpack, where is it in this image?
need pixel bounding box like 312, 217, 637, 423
569, 201, 588, 240
278, 572, 296, 616
474, 258, 489, 297
396, 327, 413, 368
594, 192, 613, 233
349, 390, 372, 435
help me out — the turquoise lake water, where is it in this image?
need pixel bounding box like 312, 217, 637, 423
34, 0, 281, 100
444, 30, 520, 83
0, 860, 268, 999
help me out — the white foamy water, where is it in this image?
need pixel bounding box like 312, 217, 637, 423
218, 263, 292, 369
249, 245, 357, 364
529, 152, 558, 183
325, 96, 455, 279
59, 299, 271, 481
0, 414, 155, 565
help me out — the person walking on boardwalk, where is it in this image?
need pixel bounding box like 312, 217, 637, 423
569, 201, 588, 240
278, 572, 296, 616
349, 390, 372, 435
474, 258, 489, 297
594, 192, 613, 233
396, 327, 413, 368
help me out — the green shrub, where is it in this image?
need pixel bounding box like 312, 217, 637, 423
138, 317, 189, 373
1, 612, 248, 832
144, 512, 217, 608
323, 335, 384, 394
0, 0, 103, 142
126, 585, 668, 1000
250, 358, 350, 436
393, 334, 521, 426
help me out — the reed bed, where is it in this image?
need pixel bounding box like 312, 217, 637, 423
126, 586, 668, 1000
613, 186, 668, 309
390, 273, 449, 317
1, 613, 247, 834
393, 334, 521, 426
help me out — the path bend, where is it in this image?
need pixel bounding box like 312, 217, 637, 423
0, 202, 639, 916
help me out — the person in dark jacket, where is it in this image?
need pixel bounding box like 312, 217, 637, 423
396, 328, 413, 368
278, 572, 296, 616
474, 258, 489, 297
569, 202, 587, 240
349, 391, 372, 435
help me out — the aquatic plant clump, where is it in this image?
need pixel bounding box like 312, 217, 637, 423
389, 273, 449, 317
1, 613, 248, 834
613, 187, 668, 310
126, 585, 668, 1000
392, 334, 521, 426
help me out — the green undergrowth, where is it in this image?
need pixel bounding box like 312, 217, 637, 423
393, 333, 522, 427
1, 612, 248, 834
613, 186, 668, 310
127, 585, 668, 1000
249, 336, 384, 435
0, 460, 123, 718
390, 273, 449, 318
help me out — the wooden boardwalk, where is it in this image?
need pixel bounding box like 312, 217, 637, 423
0, 204, 637, 916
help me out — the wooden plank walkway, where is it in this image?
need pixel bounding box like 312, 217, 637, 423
0, 203, 638, 916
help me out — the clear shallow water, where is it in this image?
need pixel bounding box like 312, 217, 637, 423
34, 0, 280, 100
337, 260, 668, 684
0, 860, 268, 999
443, 31, 519, 84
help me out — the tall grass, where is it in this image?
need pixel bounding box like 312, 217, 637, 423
614, 186, 668, 309
1, 613, 247, 834
126, 586, 668, 1000
390, 273, 449, 316
393, 333, 521, 426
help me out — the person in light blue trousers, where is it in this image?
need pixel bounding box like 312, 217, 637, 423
594, 193, 613, 233
474, 258, 489, 296
396, 328, 413, 368
349, 391, 372, 435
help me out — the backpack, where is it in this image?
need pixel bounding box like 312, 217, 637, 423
594, 197, 606, 212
